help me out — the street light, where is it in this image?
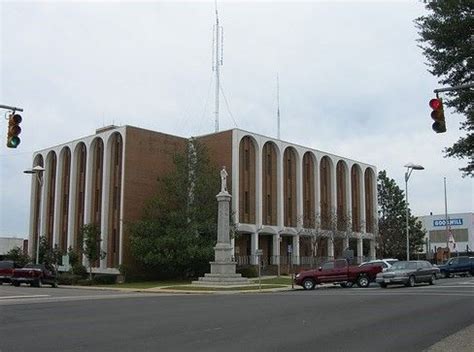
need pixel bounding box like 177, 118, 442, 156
404, 163, 424, 261
24, 165, 45, 264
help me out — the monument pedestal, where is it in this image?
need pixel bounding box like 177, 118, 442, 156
192, 177, 251, 287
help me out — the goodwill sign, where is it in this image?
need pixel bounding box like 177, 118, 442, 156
433, 219, 463, 227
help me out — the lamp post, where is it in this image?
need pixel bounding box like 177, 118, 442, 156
404, 163, 424, 261
24, 165, 45, 264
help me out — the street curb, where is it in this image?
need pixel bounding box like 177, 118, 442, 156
57, 282, 340, 294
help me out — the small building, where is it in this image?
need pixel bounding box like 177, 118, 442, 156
0, 237, 27, 258
418, 212, 474, 255
26, 126, 378, 274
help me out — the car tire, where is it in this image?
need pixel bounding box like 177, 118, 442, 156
302, 279, 315, 290
406, 275, 415, 287
379, 283, 387, 288
32, 279, 42, 288
51, 281, 58, 288
356, 275, 370, 288
12, 281, 20, 287
429, 274, 436, 285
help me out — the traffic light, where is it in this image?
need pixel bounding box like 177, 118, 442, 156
429, 97, 446, 133
6, 113, 22, 148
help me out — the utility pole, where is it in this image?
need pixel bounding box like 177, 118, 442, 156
0, 104, 23, 112
434, 83, 474, 94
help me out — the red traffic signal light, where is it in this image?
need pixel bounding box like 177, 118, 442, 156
7, 113, 22, 148
429, 98, 446, 133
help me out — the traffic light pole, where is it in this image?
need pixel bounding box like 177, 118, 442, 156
0, 104, 24, 112
434, 83, 474, 94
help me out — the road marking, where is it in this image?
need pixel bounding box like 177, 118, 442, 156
0, 294, 50, 300
0, 292, 185, 305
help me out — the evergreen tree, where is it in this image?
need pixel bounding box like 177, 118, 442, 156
129, 140, 220, 279
5, 246, 31, 267
415, 1, 474, 176
377, 171, 426, 259
38, 236, 63, 271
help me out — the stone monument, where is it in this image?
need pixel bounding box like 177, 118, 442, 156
192, 167, 251, 286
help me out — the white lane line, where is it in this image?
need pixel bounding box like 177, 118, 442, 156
0, 295, 50, 300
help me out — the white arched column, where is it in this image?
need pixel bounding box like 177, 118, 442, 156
66, 147, 78, 252
52, 152, 64, 247
100, 138, 112, 269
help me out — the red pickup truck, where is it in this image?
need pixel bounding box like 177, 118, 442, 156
0, 260, 22, 284
295, 259, 382, 290
11, 263, 58, 288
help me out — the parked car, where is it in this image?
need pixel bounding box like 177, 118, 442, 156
0, 260, 22, 284
375, 260, 440, 288
295, 259, 383, 290
11, 263, 58, 288
359, 259, 399, 272
438, 256, 474, 278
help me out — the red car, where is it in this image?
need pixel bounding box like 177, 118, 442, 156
0, 260, 21, 284
295, 259, 382, 290
11, 263, 58, 288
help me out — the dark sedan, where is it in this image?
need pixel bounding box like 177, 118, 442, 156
375, 260, 440, 288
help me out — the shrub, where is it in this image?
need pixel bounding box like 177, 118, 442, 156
93, 275, 116, 285
57, 273, 82, 285
77, 279, 93, 286
237, 266, 259, 278
71, 264, 88, 278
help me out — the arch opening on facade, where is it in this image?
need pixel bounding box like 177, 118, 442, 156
90, 138, 104, 227
107, 133, 123, 268
262, 142, 277, 226
74, 143, 87, 254
365, 168, 376, 234
320, 156, 332, 230
239, 136, 256, 224
58, 147, 71, 253
45, 151, 57, 247
302, 152, 315, 228
336, 160, 348, 231
351, 164, 362, 233
283, 147, 297, 228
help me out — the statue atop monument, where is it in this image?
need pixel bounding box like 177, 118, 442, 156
220, 166, 228, 193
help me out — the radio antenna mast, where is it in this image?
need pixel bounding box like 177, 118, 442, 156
212, 0, 223, 132
277, 74, 281, 139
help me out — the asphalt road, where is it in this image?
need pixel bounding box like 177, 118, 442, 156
0, 278, 473, 352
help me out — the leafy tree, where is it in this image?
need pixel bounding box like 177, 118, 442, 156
129, 140, 220, 279
5, 246, 31, 267
415, 1, 474, 176
81, 224, 106, 280
38, 236, 63, 271
377, 171, 426, 259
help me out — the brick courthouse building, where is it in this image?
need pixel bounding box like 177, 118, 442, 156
27, 126, 377, 274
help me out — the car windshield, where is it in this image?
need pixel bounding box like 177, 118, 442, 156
386, 260, 398, 265
390, 261, 417, 270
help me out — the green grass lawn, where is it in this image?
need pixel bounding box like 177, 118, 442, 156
98, 280, 191, 289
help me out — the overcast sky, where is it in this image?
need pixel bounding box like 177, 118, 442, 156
0, 0, 472, 238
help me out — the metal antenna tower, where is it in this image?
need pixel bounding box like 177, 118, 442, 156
212, 0, 223, 132
277, 74, 281, 139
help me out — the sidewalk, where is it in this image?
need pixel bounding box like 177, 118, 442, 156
425, 324, 474, 352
